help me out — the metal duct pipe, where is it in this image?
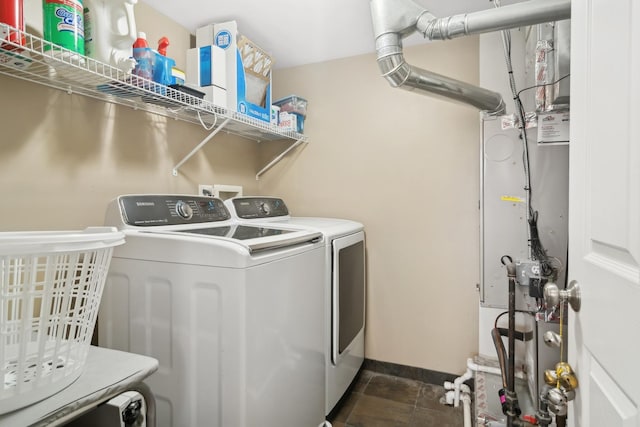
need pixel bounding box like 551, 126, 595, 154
418, 0, 571, 40
375, 32, 506, 113
370, 0, 571, 114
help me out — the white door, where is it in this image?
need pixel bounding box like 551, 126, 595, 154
568, 1, 640, 426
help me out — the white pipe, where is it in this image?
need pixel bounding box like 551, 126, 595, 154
467, 357, 527, 380
445, 390, 455, 406
448, 358, 527, 408
467, 357, 502, 377
460, 383, 471, 395
452, 368, 473, 407
445, 381, 470, 394
462, 393, 472, 427
447, 389, 472, 427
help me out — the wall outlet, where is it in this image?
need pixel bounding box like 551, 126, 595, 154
198, 184, 214, 197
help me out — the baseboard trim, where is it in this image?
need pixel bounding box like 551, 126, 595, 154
362, 358, 474, 390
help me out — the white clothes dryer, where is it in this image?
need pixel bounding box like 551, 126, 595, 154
99, 194, 327, 427
224, 197, 366, 415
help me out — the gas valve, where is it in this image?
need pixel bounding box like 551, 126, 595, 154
544, 362, 579, 391
542, 361, 578, 417
546, 387, 576, 416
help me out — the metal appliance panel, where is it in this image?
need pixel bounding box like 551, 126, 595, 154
480, 117, 568, 308
480, 115, 569, 410
118, 195, 230, 226
230, 197, 289, 219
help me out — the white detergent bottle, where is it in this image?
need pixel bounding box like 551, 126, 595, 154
83, 0, 137, 72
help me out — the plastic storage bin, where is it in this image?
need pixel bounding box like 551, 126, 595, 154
273, 95, 308, 117
0, 227, 124, 414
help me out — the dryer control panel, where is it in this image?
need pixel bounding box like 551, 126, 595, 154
118, 195, 230, 226
229, 197, 289, 219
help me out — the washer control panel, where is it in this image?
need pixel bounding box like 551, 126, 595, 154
119, 195, 230, 226
230, 197, 289, 219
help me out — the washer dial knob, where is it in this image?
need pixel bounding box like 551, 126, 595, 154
175, 200, 193, 219
259, 202, 271, 216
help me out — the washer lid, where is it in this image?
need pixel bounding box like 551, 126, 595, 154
151, 224, 322, 253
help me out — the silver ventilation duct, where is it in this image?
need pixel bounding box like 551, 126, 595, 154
370, 0, 571, 114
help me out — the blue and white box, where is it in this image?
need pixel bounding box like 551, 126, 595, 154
186, 45, 226, 89
270, 105, 280, 125
210, 20, 273, 122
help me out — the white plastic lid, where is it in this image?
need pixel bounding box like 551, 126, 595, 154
0, 227, 125, 256
137, 31, 146, 39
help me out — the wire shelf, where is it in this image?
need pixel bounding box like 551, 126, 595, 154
0, 24, 307, 143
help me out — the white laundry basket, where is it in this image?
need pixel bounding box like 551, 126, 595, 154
0, 227, 124, 414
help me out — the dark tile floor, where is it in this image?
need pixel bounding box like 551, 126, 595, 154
328, 370, 464, 427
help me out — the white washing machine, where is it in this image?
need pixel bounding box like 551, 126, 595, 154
224, 197, 365, 415
99, 194, 327, 427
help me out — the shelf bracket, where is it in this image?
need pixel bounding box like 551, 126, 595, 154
255, 137, 307, 180
172, 117, 231, 176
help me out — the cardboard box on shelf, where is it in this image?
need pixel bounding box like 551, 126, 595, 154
204, 20, 272, 122
278, 111, 304, 134
200, 85, 228, 108
186, 45, 226, 88
195, 24, 215, 48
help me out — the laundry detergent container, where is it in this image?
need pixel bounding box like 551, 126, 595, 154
0, 227, 124, 414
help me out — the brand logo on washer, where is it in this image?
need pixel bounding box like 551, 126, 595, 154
136, 202, 155, 207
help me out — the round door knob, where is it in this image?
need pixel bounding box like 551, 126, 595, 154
176, 200, 193, 219
544, 281, 581, 312
544, 282, 561, 308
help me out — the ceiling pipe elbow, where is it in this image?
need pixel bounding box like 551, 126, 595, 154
374, 32, 506, 114
370, 0, 570, 115
370, 0, 427, 39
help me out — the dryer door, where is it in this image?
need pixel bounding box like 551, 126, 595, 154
332, 231, 365, 364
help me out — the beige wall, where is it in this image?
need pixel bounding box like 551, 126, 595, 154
1, 3, 482, 376
0, 3, 259, 231
262, 38, 481, 375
